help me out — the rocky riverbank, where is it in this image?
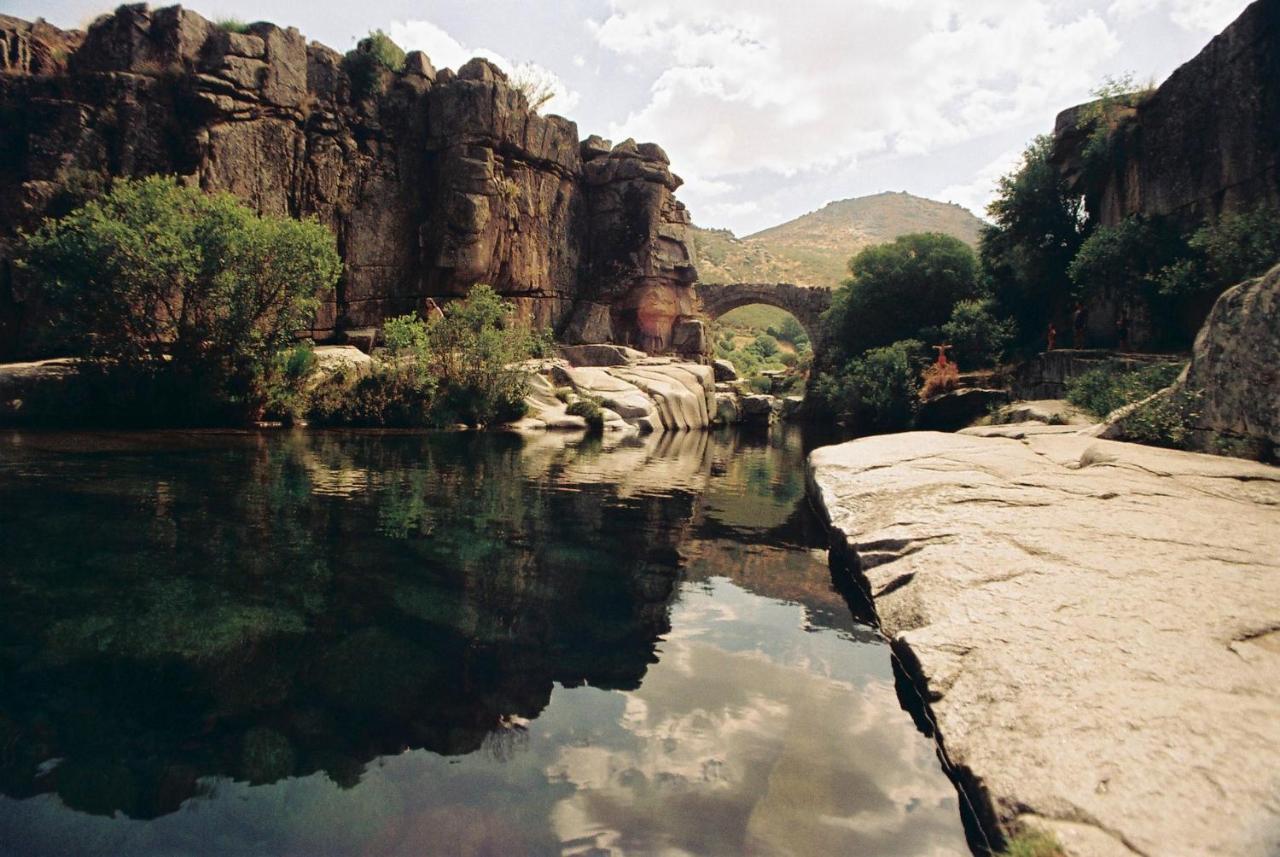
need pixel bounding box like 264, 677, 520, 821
807, 426, 1280, 856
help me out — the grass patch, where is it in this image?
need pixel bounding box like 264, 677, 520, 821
215, 17, 252, 34
565, 398, 604, 431
1000, 829, 1065, 857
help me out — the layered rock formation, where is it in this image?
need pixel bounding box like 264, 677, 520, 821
1052, 0, 1280, 227
0, 5, 699, 358
808, 429, 1280, 857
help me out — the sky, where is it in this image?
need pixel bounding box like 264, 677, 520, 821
10, 0, 1252, 234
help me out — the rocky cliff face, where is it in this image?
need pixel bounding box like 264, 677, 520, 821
1052, 0, 1280, 227
0, 4, 698, 358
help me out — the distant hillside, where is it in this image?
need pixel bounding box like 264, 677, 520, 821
692, 191, 986, 288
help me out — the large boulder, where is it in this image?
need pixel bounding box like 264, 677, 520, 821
1179, 262, 1280, 458
712, 358, 738, 382
808, 431, 1280, 857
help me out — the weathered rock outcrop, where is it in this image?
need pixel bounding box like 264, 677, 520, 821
0, 5, 697, 357
1179, 261, 1280, 457
1052, 0, 1279, 227
808, 429, 1280, 856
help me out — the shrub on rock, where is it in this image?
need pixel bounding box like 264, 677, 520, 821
18, 175, 340, 424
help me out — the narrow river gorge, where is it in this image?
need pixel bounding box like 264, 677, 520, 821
0, 427, 969, 856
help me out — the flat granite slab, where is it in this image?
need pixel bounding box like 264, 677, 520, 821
807, 430, 1280, 857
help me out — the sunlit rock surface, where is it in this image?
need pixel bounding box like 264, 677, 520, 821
808, 429, 1280, 857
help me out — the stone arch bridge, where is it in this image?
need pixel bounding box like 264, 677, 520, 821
695, 282, 832, 349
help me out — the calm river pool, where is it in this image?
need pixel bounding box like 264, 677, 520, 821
0, 426, 967, 856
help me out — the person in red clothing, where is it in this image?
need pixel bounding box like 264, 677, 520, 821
1046, 322, 1057, 351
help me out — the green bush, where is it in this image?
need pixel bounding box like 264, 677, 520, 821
565, 398, 604, 431
812, 339, 924, 432
18, 176, 340, 424
1068, 215, 1186, 303
262, 343, 317, 424
752, 332, 780, 358
344, 30, 406, 98
1155, 203, 1280, 298
825, 233, 982, 362
1112, 386, 1201, 449
1065, 361, 1184, 419
309, 285, 538, 428
942, 298, 1015, 369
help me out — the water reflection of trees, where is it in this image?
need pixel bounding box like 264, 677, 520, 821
0, 431, 700, 819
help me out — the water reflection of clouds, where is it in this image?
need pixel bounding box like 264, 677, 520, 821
544, 582, 967, 857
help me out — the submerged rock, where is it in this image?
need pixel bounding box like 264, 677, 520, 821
808, 430, 1280, 857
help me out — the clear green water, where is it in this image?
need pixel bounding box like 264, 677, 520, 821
0, 427, 967, 856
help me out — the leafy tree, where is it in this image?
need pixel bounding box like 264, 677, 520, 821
1155, 203, 1280, 297
825, 232, 981, 361
752, 333, 780, 358
1068, 215, 1185, 302
980, 135, 1088, 351
811, 339, 924, 432
18, 175, 340, 422
942, 299, 1015, 368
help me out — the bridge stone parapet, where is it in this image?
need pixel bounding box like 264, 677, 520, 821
695, 282, 832, 349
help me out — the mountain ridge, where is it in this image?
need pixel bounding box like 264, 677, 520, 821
692, 191, 986, 288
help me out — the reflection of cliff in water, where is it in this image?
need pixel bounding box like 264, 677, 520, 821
0, 431, 705, 820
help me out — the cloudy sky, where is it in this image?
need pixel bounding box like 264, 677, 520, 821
18, 0, 1251, 234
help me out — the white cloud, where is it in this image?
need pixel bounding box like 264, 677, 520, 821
1108, 0, 1247, 32
589, 0, 1121, 224
388, 19, 580, 114
936, 144, 1026, 220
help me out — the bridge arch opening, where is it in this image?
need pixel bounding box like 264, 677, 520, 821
694, 282, 831, 356
709, 303, 814, 391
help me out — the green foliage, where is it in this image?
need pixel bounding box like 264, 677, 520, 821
1065, 360, 1185, 419
262, 343, 317, 424
565, 398, 604, 431
825, 233, 982, 361
811, 339, 924, 432
1000, 829, 1065, 857
1068, 215, 1186, 302
1076, 73, 1153, 184
1112, 386, 1202, 449
981, 135, 1088, 351
215, 17, 252, 34
310, 285, 538, 428
1154, 203, 1280, 297
768, 314, 809, 348
18, 175, 340, 423
752, 332, 780, 358
343, 29, 406, 98
942, 298, 1015, 368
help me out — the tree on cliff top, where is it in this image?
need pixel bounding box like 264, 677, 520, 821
18, 175, 341, 422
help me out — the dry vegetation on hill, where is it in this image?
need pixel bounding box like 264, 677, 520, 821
692, 191, 985, 287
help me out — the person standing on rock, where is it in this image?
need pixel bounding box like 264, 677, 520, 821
1046, 322, 1057, 351
1073, 302, 1088, 349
